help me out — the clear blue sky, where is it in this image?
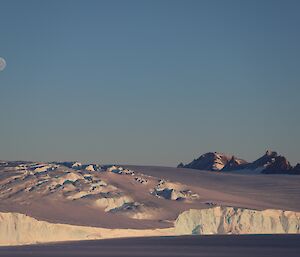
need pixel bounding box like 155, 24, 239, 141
0, 0, 299, 165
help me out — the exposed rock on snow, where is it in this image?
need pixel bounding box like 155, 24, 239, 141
82, 164, 102, 172
66, 181, 116, 200
107, 166, 135, 175
32, 164, 58, 173
94, 194, 135, 212
58, 161, 82, 169
85, 165, 95, 171
152, 188, 198, 201
175, 206, 300, 235
53, 173, 82, 186
152, 188, 184, 200
151, 180, 199, 201
57, 162, 103, 172
13, 163, 59, 174
134, 177, 148, 184
0, 162, 8, 166
47, 173, 83, 193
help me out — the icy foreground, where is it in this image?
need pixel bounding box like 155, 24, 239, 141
0, 212, 174, 246
1, 163, 300, 246
175, 206, 300, 235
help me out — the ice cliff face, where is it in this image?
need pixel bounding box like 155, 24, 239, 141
1, 206, 300, 246
0, 212, 173, 246
0, 212, 104, 246
175, 206, 300, 235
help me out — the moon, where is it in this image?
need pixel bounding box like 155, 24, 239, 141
0, 57, 7, 71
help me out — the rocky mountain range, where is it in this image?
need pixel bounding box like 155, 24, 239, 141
178, 150, 300, 174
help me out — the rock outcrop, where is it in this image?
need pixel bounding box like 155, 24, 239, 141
175, 206, 300, 235
95, 195, 136, 212
151, 180, 199, 201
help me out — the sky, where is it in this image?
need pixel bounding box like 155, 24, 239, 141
0, 0, 299, 166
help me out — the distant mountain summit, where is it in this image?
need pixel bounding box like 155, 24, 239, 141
178, 152, 247, 171
247, 150, 280, 171
178, 150, 298, 174
292, 163, 300, 174
222, 156, 248, 171
258, 151, 292, 174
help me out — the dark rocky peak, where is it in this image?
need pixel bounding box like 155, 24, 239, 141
178, 150, 298, 175
177, 162, 184, 168
250, 150, 278, 169
291, 163, 300, 174
178, 152, 244, 171
262, 156, 292, 174
265, 150, 278, 157
221, 156, 248, 171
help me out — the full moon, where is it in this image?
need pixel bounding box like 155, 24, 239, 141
0, 57, 7, 71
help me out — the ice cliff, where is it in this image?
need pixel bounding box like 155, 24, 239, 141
2, 206, 300, 246
175, 206, 300, 235
0, 212, 173, 246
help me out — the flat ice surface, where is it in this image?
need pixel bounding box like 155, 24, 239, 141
0, 235, 300, 257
